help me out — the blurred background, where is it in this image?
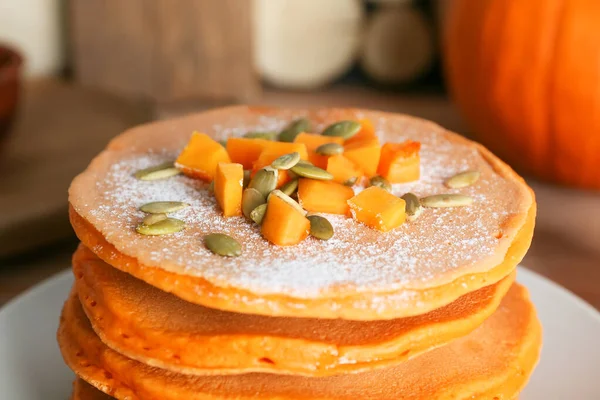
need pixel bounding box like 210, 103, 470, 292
0, 0, 598, 307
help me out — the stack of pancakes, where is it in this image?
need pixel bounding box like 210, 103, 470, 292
60, 106, 541, 399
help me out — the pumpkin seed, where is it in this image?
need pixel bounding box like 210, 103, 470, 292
278, 118, 311, 142
250, 203, 268, 225
243, 170, 251, 188
204, 233, 242, 257
142, 213, 168, 226
269, 190, 307, 215
280, 179, 299, 196
248, 167, 278, 197
322, 120, 361, 139
208, 181, 215, 193
401, 192, 422, 221
271, 152, 300, 170
369, 176, 392, 192
308, 215, 334, 240
242, 188, 266, 219
244, 131, 277, 140
420, 194, 473, 208
343, 176, 358, 186
134, 161, 181, 181
296, 159, 313, 166
219, 139, 228, 147
140, 201, 189, 214
290, 163, 333, 180
136, 218, 185, 235
445, 171, 480, 189
315, 143, 344, 156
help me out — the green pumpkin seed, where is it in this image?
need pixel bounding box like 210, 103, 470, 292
208, 181, 215, 193
343, 176, 358, 186
271, 152, 300, 170
280, 179, 299, 196
219, 139, 228, 147
204, 233, 242, 257
420, 194, 473, 208
290, 163, 333, 181
369, 176, 392, 192
242, 188, 266, 219
322, 120, 361, 139
140, 201, 189, 214
142, 213, 168, 226
136, 218, 185, 235
134, 161, 181, 181
269, 190, 306, 215
315, 142, 344, 156
248, 167, 279, 197
244, 131, 277, 140
278, 118, 311, 142
250, 203, 268, 225
445, 171, 480, 189
243, 170, 251, 188
308, 215, 334, 240
401, 192, 422, 221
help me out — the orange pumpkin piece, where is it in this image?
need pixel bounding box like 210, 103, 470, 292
251, 150, 292, 188
297, 179, 355, 215
343, 138, 382, 177
345, 119, 377, 145
176, 132, 231, 181
264, 141, 309, 160
326, 155, 364, 185
347, 186, 406, 232
214, 163, 244, 217
226, 138, 272, 169
294, 133, 344, 168
261, 192, 310, 246
377, 140, 421, 183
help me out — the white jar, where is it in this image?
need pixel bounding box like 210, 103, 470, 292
0, 0, 64, 77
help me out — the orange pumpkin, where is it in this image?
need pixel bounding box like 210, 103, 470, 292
444, 0, 600, 189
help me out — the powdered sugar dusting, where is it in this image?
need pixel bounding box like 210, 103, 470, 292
72, 108, 531, 298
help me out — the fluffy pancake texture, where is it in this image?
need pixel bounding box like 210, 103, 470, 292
71, 379, 113, 400
68, 106, 535, 320
73, 244, 516, 376
58, 283, 541, 400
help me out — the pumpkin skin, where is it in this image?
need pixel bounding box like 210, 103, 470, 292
444, 0, 600, 189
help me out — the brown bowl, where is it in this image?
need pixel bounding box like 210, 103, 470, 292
0, 44, 23, 151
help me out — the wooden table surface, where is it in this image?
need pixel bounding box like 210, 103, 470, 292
1, 84, 599, 310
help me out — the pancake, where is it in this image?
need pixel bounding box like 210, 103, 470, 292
68, 106, 535, 320
74, 244, 516, 377
58, 282, 541, 400
72, 379, 112, 400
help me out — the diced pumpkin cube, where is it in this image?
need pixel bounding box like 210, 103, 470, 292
227, 137, 272, 169
377, 141, 421, 183
251, 150, 292, 188
264, 141, 309, 161
345, 119, 377, 145
297, 179, 355, 215
261, 192, 310, 246
294, 132, 344, 151
347, 186, 406, 232
326, 155, 364, 185
343, 138, 381, 177
214, 163, 244, 217
294, 133, 344, 168
226, 138, 308, 169
176, 132, 231, 181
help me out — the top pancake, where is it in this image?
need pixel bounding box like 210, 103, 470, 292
69, 106, 534, 319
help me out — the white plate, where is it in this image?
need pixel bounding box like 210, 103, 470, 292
0, 267, 599, 399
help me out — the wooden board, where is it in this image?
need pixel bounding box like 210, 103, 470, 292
0, 79, 150, 257
69, 0, 260, 102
